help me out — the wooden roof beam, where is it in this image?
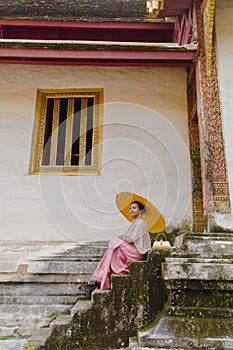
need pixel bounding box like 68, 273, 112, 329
0, 45, 196, 67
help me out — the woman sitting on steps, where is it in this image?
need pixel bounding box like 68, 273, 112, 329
93, 201, 151, 290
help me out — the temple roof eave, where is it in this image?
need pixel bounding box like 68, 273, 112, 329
0, 39, 197, 51
0, 41, 196, 67
0, 1, 196, 67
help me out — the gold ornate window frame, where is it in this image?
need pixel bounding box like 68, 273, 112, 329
30, 88, 104, 175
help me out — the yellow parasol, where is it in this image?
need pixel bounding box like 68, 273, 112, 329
115, 192, 165, 233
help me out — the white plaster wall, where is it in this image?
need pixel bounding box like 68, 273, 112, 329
215, 0, 233, 228
0, 64, 192, 241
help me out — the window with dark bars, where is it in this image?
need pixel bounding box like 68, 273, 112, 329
30, 88, 103, 175
42, 97, 94, 167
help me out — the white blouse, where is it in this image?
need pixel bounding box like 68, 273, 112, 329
123, 217, 151, 254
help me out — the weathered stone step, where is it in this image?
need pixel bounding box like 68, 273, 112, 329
166, 257, 233, 263
0, 260, 99, 274
28, 300, 93, 349
0, 282, 86, 295
0, 273, 94, 283
0, 241, 106, 349
0, 327, 19, 337
171, 242, 233, 259
0, 316, 51, 328
137, 316, 233, 346
0, 338, 29, 350
27, 260, 99, 274
167, 306, 233, 318
0, 324, 52, 338
0, 303, 72, 315
130, 347, 172, 350
134, 337, 233, 349
51, 241, 107, 250
170, 288, 233, 308
70, 298, 92, 317
0, 305, 73, 329
185, 232, 233, 240
163, 260, 233, 280
129, 339, 174, 350
136, 338, 233, 349
43, 251, 107, 261
129, 234, 233, 350
39, 256, 103, 261
172, 233, 233, 259
0, 295, 79, 305
29, 251, 168, 350
0, 325, 37, 337
44, 243, 107, 260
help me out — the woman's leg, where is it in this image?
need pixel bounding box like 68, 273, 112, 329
110, 242, 144, 275
93, 237, 144, 290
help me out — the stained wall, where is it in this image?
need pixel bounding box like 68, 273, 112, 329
0, 65, 192, 241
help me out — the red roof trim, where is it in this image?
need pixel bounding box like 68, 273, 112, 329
0, 47, 195, 60
0, 46, 195, 67
0, 58, 193, 67
0, 19, 174, 31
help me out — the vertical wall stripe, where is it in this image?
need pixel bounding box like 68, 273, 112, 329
50, 98, 60, 166
64, 98, 74, 166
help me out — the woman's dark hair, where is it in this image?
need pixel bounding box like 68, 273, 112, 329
131, 200, 146, 213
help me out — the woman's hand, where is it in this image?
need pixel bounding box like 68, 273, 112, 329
119, 235, 133, 243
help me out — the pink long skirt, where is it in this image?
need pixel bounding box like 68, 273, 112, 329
93, 236, 144, 290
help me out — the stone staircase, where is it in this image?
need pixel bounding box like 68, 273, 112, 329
0, 241, 168, 350
0, 241, 108, 350
2, 233, 232, 350
129, 233, 233, 350
28, 249, 168, 350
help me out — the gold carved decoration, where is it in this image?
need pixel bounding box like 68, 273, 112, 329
187, 70, 205, 232
30, 88, 104, 176
194, 1, 231, 215
79, 98, 88, 168
146, 0, 164, 18
64, 98, 74, 167
50, 99, 60, 166
202, 0, 215, 76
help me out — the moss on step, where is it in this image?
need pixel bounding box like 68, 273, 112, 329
38, 251, 169, 350
0, 335, 15, 340
25, 345, 37, 350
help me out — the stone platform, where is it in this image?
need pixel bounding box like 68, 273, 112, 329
1, 233, 232, 350
130, 233, 233, 350
0, 240, 107, 350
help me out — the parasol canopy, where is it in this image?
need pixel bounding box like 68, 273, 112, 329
115, 192, 165, 233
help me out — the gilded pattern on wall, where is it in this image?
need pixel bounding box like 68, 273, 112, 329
195, 3, 230, 214
146, 0, 164, 18
202, 0, 215, 76
188, 69, 205, 232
